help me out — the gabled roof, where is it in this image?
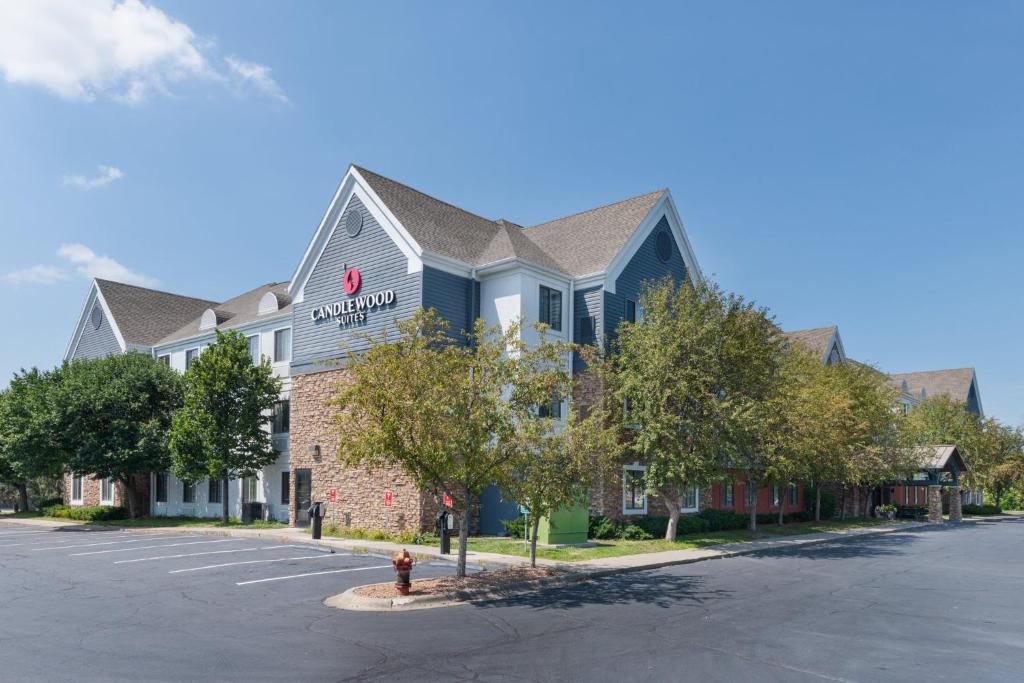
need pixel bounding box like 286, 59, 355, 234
913, 445, 968, 473
887, 368, 977, 405
782, 326, 842, 363
354, 165, 667, 277
522, 190, 666, 277
95, 279, 216, 347
157, 282, 291, 346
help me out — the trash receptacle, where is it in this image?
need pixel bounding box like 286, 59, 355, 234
308, 501, 325, 539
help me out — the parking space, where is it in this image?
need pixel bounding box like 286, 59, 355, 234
0, 521, 461, 599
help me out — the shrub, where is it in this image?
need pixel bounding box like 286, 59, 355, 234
698, 508, 748, 532
617, 523, 653, 540
501, 516, 526, 539
962, 504, 1001, 516
588, 515, 619, 540
366, 529, 390, 541
999, 489, 1024, 511
35, 496, 63, 510
40, 504, 127, 521
631, 515, 669, 538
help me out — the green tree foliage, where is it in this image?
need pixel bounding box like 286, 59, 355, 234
606, 278, 782, 538
57, 353, 182, 518
334, 308, 582, 577
169, 330, 282, 523
0, 368, 65, 511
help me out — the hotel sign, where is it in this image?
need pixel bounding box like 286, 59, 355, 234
308, 267, 395, 327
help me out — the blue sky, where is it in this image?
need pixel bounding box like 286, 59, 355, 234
1, 1, 1021, 424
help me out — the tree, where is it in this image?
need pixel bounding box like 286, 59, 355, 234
606, 278, 782, 538
985, 422, 1024, 506
334, 309, 576, 577
0, 368, 66, 512
501, 389, 614, 565
58, 353, 182, 518
169, 330, 282, 523
901, 395, 984, 504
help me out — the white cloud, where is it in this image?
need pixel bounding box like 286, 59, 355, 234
63, 165, 124, 190
226, 56, 289, 104
57, 243, 158, 287
1, 264, 69, 286
0, 0, 286, 105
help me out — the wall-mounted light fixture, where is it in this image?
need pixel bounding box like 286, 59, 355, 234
307, 444, 321, 457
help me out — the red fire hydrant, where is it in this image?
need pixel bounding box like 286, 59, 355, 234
393, 549, 414, 596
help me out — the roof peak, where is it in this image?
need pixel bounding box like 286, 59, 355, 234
352, 165, 497, 225
94, 278, 216, 305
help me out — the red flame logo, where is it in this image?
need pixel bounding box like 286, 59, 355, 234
342, 267, 361, 295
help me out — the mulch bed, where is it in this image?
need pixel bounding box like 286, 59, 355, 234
353, 566, 562, 599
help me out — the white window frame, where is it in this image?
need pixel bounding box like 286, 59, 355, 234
185, 347, 200, 371
272, 327, 292, 364
622, 464, 647, 516
247, 335, 261, 365
100, 477, 114, 506
71, 474, 84, 505
681, 485, 699, 513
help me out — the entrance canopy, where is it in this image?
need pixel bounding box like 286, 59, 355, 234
900, 445, 968, 487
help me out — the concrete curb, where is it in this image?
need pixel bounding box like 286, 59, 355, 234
326, 520, 960, 611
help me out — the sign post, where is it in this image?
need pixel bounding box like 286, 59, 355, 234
330, 489, 337, 527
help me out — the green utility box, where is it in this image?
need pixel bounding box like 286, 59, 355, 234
536, 504, 588, 545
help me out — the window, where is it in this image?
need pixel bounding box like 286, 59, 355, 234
789, 484, 798, 507
158, 354, 170, 366
623, 465, 647, 515
242, 476, 259, 503
722, 480, 734, 507
923, 487, 929, 504
182, 481, 195, 504
271, 400, 290, 434
247, 335, 260, 365
273, 328, 291, 363
578, 315, 596, 343
537, 395, 562, 420
683, 486, 698, 510
155, 474, 168, 503
771, 484, 781, 507
281, 472, 290, 505
185, 348, 199, 371
208, 479, 223, 504
625, 299, 637, 323
538, 286, 562, 331
71, 475, 84, 503
746, 481, 757, 508
100, 477, 113, 505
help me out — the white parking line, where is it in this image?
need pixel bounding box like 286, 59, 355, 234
30, 536, 200, 552
0, 530, 68, 538
70, 539, 235, 556
114, 545, 297, 564
236, 564, 392, 585
169, 554, 347, 573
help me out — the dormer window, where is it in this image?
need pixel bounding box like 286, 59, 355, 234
199, 308, 230, 331
258, 291, 288, 316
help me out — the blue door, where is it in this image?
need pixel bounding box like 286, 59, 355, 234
478, 484, 520, 536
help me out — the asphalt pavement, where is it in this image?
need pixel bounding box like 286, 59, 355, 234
0, 517, 1021, 682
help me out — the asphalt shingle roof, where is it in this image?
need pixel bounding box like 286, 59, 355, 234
355, 165, 664, 277
782, 326, 837, 360
887, 368, 976, 404
157, 282, 291, 345
95, 279, 217, 346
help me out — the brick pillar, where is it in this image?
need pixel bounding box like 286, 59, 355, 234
948, 485, 962, 522
927, 485, 943, 523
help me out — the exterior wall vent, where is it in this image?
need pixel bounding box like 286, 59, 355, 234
655, 229, 672, 263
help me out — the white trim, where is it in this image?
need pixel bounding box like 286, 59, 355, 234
475, 257, 572, 285
604, 191, 704, 294
288, 167, 424, 304
64, 281, 128, 361
622, 463, 647, 516
152, 312, 290, 352
99, 477, 114, 506
70, 474, 84, 505
421, 251, 474, 278
680, 485, 700, 514
271, 326, 292, 364
572, 272, 605, 291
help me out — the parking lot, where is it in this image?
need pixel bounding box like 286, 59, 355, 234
3, 518, 1023, 682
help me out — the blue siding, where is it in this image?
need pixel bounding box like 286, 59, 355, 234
573, 286, 603, 372
291, 196, 421, 374
604, 216, 687, 344
422, 266, 474, 343
72, 294, 122, 360
966, 382, 981, 415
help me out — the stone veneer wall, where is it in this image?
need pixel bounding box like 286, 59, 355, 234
289, 367, 436, 533
61, 472, 150, 513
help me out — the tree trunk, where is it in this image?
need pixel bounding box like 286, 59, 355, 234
123, 477, 137, 519
222, 478, 230, 524
865, 486, 875, 518
665, 497, 681, 541
815, 488, 822, 522
749, 487, 758, 532
17, 483, 29, 513
456, 505, 470, 578
529, 513, 541, 568
840, 486, 847, 521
